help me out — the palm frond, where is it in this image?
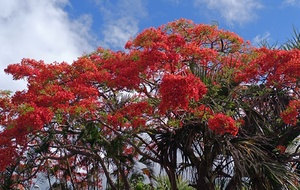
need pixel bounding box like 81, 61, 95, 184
283, 27, 300, 50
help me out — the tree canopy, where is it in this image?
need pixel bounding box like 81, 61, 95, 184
1, 19, 300, 190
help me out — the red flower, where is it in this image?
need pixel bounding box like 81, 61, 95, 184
123, 146, 134, 155
208, 113, 238, 136
280, 100, 300, 125
276, 145, 286, 154
159, 73, 207, 113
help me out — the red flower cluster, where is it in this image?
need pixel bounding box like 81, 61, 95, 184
120, 101, 152, 128
159, 73, 207, 113
235, 48, 300, 87
208, 113, 238, 136
280, 100, 300, 125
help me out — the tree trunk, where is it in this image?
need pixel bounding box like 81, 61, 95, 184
165, 165, 178, 190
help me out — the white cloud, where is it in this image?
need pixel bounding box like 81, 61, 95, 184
194, 0, 263, 25
96, 0, 147, 50
0, 0, 95, 92
252, 32, 271, 46
282, 0, 300, 6
103, 17, 139, 49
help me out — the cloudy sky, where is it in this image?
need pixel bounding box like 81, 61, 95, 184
1, 0, 300, 92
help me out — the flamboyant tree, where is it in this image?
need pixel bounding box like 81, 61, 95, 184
1, 19, 300, 190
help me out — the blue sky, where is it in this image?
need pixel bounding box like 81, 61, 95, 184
1, 0, 300, 91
